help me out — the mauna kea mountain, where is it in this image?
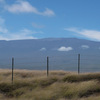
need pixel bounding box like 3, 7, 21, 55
0, 38, 100, 72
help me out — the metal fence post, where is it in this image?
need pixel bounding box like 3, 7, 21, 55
78, 54, 80, 74
12, 57, 14, 84
47, 56, 49, 76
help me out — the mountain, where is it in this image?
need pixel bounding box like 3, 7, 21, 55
0, 38, 100, 72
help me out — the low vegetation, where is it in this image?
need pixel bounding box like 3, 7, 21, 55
0, 69, 100, 100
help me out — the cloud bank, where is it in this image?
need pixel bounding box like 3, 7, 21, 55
65, 27, 100, 41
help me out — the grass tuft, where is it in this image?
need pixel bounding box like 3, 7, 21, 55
0, 69, 99, 100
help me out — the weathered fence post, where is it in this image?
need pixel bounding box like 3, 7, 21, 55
47, 56, 49, 76
78, 54, 80, 74
12, 57, 14, 85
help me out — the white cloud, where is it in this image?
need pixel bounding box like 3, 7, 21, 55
40, 48, 46, 51
41, 8, 55, 16
20, 29, 43, 34
2, 34, 36, 40
65, 27, 100, 41
58, 46, 73, 51
0, 28, 37, 40
0, 17, 43, 40
9, 29, 38, 40
5, 1, 55, 16
81, 45, 89, 49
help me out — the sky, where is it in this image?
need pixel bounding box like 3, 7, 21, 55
0, 0, 100, 41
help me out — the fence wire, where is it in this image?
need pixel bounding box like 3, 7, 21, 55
0, 54, 100, 72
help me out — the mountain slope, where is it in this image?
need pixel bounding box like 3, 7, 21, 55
0, 38, 100, 72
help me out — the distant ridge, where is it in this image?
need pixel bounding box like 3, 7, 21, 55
0, 38, 100, 71
0, 38, 99, 57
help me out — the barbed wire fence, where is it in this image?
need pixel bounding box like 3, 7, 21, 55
1, 54, 100, 84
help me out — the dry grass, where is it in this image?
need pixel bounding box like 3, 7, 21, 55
0, 69, 99, 100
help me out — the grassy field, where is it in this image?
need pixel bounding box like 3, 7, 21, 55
0, 69, 100, 100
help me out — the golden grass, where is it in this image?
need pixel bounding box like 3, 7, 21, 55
0, 69, 99, 100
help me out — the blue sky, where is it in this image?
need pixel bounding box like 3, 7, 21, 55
0, 0, 100, 41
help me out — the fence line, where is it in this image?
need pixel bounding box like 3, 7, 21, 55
0, 54, 100, 83
0, 54, 100, 75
